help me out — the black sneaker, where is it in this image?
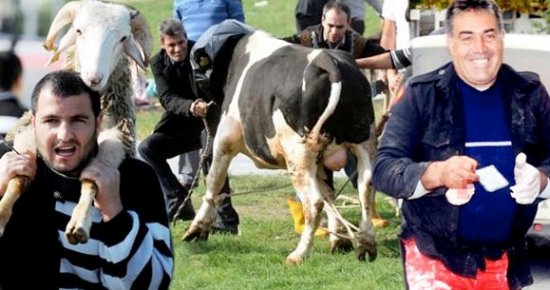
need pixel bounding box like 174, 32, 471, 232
211, 224, 239, 235
371, 79, 388, 97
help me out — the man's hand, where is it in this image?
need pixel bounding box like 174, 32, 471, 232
445, 184, 475, 205
421, 155, 479, 191
0, 151, 36, 195
386, 69, 402, 96
510, 153, 542, 204
190, 99, 208, 118
80, 159, 122, 221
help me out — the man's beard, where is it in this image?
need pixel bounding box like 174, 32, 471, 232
40, 144, 98, 178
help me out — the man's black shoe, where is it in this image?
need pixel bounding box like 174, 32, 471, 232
211, 224, 239, 235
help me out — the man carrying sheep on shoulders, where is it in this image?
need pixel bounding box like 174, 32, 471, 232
0, 70, 173, 289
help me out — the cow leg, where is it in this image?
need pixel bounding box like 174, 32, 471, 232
363, 125, 388, 228
182, 117, 241, 242
350, 138, 378, 262
284, 141, 325, 265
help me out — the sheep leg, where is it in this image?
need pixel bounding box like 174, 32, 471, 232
65, 179, 97, 244
0, 176, 30, 236
64, 127, 126, 244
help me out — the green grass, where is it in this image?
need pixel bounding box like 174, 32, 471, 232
172, 175, 403, 290
121, 1, 400, 289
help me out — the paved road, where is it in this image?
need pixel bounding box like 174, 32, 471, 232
167, 153, 345, 177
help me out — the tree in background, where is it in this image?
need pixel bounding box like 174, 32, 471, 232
410, 0, 533, 12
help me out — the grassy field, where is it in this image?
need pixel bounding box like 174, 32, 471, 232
171, 175, 403, 290
121, 1, 403, 289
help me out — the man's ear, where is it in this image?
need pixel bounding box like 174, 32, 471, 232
30, 112, 35, 128
95, 112, 103, 135
447, 35, 455, 57
12, 75, 24, 97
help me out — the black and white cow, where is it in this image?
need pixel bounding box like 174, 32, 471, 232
182, 28, 378, 265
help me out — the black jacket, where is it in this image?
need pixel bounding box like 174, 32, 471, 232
150, 43, 204, 141
0, 92, 26, 137
373, 63, 550, 289
283, 24, 387, 59
0, 151, 173, 289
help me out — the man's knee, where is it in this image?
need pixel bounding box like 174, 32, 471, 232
138, 138, 154, 159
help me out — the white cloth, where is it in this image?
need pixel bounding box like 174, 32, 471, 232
0, 115, 18, 135
510, 152, 542, 204
381, 0, 411, 49
445, 184, 475, 206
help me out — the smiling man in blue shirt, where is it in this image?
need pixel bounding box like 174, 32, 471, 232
373, 0, 550, 289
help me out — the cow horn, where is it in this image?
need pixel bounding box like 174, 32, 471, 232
129, 9, 152, 67
43, 1, 82, 51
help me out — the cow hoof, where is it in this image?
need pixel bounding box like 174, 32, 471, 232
182, 226, 210, 242
330, 238, 354, 254
65, 227, 89, 244
356, 236, 377, 262
372, 218, 389, 228
285, 255, 304, 266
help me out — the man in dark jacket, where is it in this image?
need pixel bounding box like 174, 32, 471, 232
138, 19, 239, 233
0, 50, 25, 137
287, 0, 410, 70
373, 0, 550, 289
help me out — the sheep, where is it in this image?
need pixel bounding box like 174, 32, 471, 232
0, 0, 152, 244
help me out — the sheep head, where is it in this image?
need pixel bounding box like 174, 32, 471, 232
43, 0, 152, 92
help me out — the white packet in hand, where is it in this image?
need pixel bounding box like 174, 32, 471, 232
476, 165, 509, 192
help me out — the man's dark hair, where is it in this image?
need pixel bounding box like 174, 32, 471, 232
159, 18, 187, 39
30, 70, 101, 117
322, 0, 351, 21
0, 51, 22, 92
445, 0, 503, 35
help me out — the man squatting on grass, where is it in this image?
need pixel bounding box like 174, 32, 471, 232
373, 0, 550, 289
0, 70, 173, 289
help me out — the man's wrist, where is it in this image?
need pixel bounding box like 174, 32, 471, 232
189, 99, 204, 116
420, 161, 442, 191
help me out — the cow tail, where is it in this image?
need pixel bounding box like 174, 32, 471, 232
309, 52, 342, 138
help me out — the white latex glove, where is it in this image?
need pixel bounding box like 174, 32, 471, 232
445, 184, 475, 205
510, 153, 540, 205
